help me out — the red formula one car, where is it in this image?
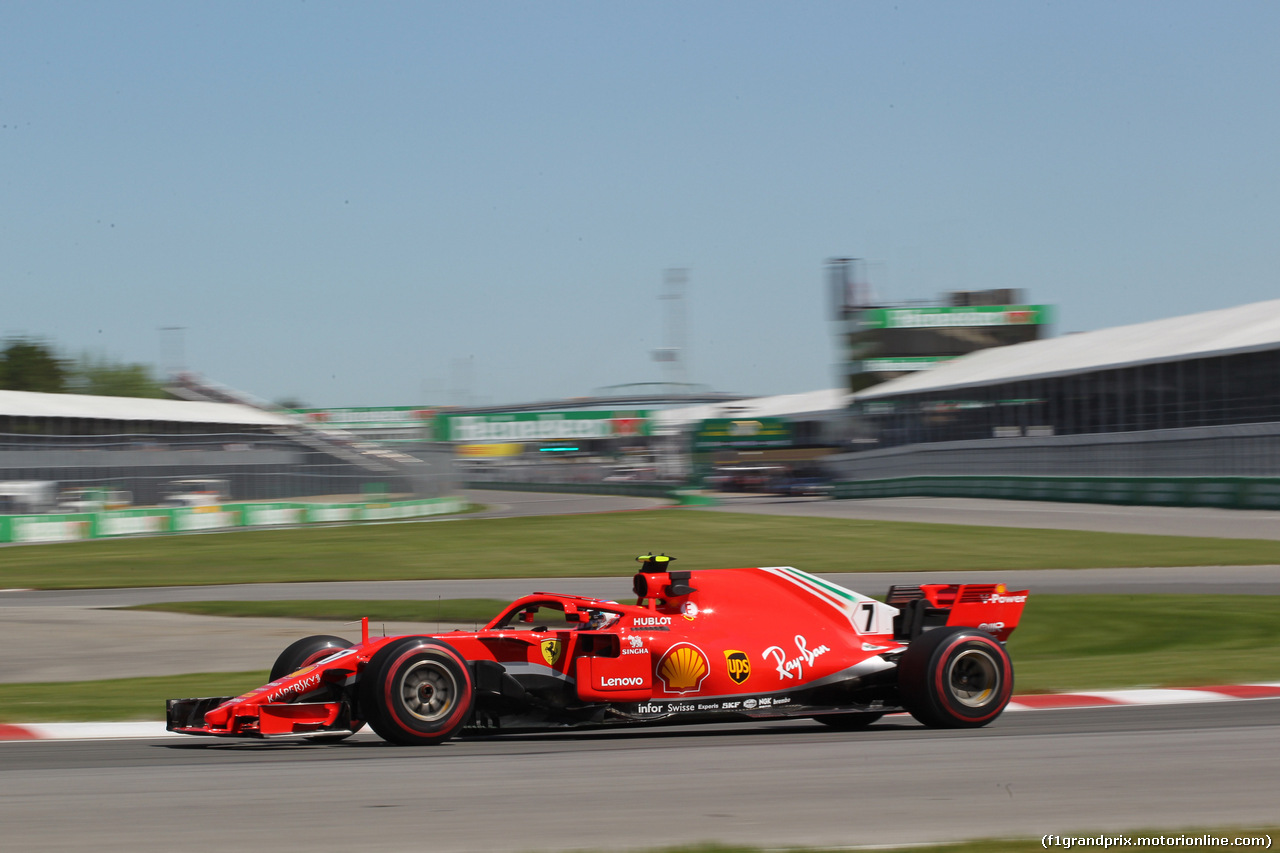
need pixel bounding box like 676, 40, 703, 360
167, 555, 1029, 745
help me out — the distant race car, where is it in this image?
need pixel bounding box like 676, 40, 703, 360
167, 555, 1029, 745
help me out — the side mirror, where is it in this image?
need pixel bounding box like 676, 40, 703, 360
519, 610, 535, 624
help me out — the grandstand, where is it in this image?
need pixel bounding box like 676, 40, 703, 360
0, 378, 453, 508
836, 298, 1280, 483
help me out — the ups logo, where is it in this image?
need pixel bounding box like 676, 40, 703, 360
724, 650, 751, 684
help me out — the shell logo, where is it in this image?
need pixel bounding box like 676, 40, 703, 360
657, 643, 710, 694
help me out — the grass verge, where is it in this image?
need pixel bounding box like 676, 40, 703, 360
6, 595, 1277, 722
6, 510, 1280, 589
125, 598, 510, 625
1006, 594, 1280, 691
0, 671, 268, 723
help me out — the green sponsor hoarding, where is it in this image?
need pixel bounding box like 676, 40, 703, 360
438, 411, 651, 443
291, 406, 439, 435
860, 305, 1052, 329
692, 417, 793, 451
861, 356, 955, 372
0, 498, 469, 544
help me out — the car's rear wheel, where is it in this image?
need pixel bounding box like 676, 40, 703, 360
360, 638, 475, 746
813, 712, 884, 730
269, 635, 363, 740
898, 627, 1013, 728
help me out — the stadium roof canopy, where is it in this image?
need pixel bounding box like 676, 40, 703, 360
856, 298, 1280, 400
654, 388, 851, 429
0, 389, 295, 426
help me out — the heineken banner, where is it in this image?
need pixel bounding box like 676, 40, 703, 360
437, 411, 650, 442
860, 305, 1052, 329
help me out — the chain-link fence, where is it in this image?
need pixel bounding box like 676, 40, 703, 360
828, 422, 1280, 481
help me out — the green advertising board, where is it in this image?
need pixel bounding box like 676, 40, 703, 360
437, 411, 651, 442
291, 406, 439, 435
860, 356, 955, 372
692, 417, 793, 451
860, 305, 1052, 329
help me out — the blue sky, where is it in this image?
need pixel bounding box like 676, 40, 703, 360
3, 1, 1278, 408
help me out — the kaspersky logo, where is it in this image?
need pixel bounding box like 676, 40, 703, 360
724, 650, 751, 684
540, 639, 563, 666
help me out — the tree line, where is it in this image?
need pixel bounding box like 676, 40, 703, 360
0, 337, 167, 398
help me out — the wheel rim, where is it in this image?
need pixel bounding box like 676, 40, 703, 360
397, 660, 458, 723
946, 647, 999, 707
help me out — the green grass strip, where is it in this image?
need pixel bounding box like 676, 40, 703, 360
125, 599, 510, 625
1007, 594, 1280, 691
0, 671, 268, 723
7, 510, 1280, 589
6, 595, 1277, 722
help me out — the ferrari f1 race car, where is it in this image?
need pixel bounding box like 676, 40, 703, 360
167, 555, 1029, 745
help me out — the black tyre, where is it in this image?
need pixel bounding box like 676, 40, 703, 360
270, 635, 352, 681
269, 635, 362, 740
359, 637, 475, 746
813, 712, 884, 730
898, 627, 1013, 728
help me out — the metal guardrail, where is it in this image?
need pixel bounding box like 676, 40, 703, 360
463, 481, 718, 505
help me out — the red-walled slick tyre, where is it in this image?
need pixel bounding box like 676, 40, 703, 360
898, 627, 1013, 728
360, 638, 475, 746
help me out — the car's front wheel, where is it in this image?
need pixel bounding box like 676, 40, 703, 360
359, 638, 475, 746
269, 635, 363, 740
898, 627, 1013, 728
270, 635, 351, 681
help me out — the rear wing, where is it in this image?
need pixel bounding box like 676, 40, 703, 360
885, 583, 1028, 643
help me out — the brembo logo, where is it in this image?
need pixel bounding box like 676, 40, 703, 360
600, 676, 645, 688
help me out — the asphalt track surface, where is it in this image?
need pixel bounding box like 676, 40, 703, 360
6, 490, 1280, 850
3, 700, 1278, 852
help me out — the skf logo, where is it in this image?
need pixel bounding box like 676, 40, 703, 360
540, 639, 563, 666
657, 643, 710, 694
724, 650, 751, 684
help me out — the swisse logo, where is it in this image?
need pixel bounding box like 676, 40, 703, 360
600, 676, 645, 688
985, 594, 1027, 604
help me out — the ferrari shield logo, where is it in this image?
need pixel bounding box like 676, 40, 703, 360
724, 650, 751, 684
540, 639, 563, 666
